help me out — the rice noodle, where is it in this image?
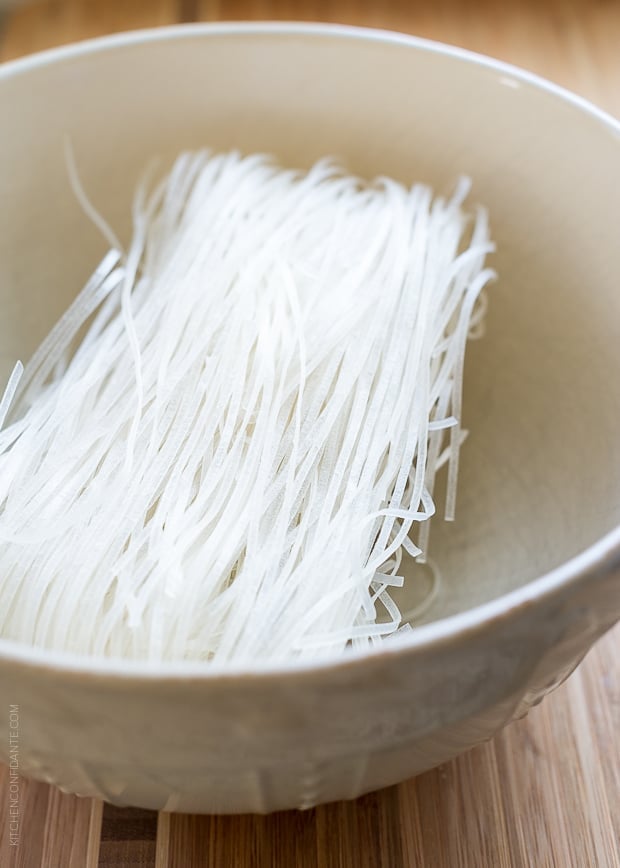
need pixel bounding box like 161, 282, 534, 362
0, 150, 495, 664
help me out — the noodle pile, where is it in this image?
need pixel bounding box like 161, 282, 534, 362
0, 151, 494, 663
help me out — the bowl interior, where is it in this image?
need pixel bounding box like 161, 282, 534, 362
1, 26, 619, 628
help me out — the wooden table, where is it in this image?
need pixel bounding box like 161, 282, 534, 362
0, 2, 619, 866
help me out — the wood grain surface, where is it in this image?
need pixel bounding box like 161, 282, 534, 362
0, 2, 619, 866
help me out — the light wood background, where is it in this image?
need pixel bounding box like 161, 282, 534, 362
0, 2, 619, 866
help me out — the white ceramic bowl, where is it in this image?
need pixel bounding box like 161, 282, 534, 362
1, 23, 619, 814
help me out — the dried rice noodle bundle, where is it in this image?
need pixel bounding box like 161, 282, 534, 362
0, 150, 494, 664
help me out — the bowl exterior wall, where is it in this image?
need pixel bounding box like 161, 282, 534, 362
0, 559, 617, 812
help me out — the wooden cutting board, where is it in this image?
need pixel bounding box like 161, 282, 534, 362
0, 2, 619, 866
0, 626, 617, 867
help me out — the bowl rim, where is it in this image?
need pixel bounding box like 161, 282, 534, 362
0, 21, 619, 682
